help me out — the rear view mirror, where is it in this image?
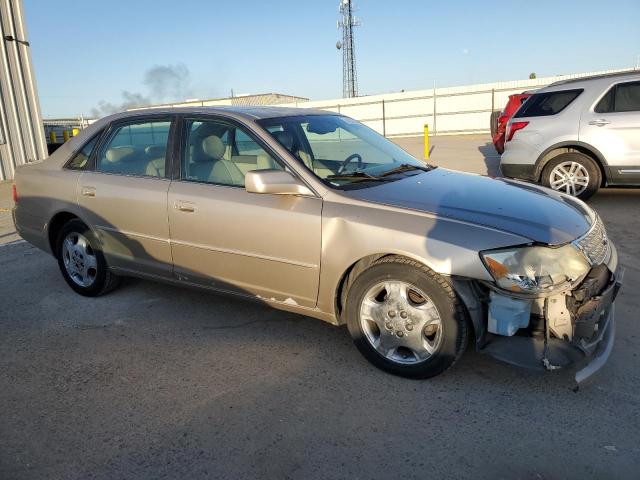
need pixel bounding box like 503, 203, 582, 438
245, 169, 314, 196
306, 119, 338, 135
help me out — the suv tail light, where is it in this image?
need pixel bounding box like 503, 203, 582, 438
506, 121, 529, 142
11, 184, 18, 203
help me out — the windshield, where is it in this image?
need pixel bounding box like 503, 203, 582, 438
257, 114, 432, 188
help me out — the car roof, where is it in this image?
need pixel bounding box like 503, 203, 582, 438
545, 70, 640, 90
100, 105, 335, 123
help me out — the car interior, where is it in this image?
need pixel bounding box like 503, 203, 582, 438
184, 120, 280, 186
98, 121, 171, 178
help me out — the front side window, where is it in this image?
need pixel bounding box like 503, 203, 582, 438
595, 81, 640, 113
258, 115, 430, 188
96, 120, 171, 177
515, 89, 582, 118
182, 119, 283, 186
66, 133, 100, 170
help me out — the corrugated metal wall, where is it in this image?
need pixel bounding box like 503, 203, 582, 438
0, 0, 47, 181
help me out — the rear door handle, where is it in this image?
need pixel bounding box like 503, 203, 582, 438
588, 119, 611, 127
174, 201, 195, 213
81, 186, 96, 197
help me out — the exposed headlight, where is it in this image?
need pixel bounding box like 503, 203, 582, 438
480, 244, 590, 295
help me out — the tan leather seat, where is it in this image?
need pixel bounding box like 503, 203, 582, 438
189, 135, 244, 185
273, 130, 313, 169
144, 145, 166, 177
230, 154, 276, 175
105, 146, 135, 164
102, 146, 141, 174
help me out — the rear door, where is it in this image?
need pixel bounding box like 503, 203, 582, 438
77, 116, 175, 278
167, 116, 322, 308
580, 80, 640, 184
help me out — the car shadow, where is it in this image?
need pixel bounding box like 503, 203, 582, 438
477, 141, 501, 177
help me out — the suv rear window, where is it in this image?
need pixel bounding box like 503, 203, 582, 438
514, 89, 582, 118
595, 81, 640, 113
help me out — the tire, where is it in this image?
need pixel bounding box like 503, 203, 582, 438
345, 256, 468, 379
541, 152, 601, 200
56, 219, 120, 297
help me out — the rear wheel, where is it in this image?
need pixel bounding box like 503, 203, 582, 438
345, 256, 468, 379
56, 219, 120, 296
541, 152, 600, 200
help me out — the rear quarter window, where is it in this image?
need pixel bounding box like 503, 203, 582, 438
595, 81, 640, 113
65, 133, 101, 170
514, 89, 583, 118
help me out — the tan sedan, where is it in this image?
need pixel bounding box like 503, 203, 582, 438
13, 107, 621, 383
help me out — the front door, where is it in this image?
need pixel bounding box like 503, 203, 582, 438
167, 117, 322, 308
580, 79, 640, 184
77, 117, 174, 278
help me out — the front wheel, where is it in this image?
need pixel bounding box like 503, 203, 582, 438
345, 256, 468, 379
541, 153, 601, 200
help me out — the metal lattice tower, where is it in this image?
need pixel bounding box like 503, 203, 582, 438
337, 0, 359, 98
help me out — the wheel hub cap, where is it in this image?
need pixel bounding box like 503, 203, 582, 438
62, 232, 98, 288
359, 280, 443, 364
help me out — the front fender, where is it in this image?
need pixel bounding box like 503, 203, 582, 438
316, 200, 530, 316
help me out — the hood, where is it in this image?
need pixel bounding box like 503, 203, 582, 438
345, 168, 593, 245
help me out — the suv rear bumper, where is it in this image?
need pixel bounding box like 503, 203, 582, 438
499, 162, 536, 181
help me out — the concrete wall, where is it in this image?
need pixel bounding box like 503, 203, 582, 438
277, 68, 636, 137
0, 0, 47, 181
147, 68, 635, 139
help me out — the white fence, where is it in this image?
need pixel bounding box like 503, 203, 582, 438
278, 68, 636, 137
134, 67, 636, 138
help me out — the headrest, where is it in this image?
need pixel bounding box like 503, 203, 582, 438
273, 130, 294, 151
105, 146, 135, 163
145, 145, 166, 157
201, 135, 225, 161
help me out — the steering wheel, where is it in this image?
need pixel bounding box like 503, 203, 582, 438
338, 153, 363, 174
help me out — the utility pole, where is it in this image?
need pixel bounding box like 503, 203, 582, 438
336, 0, 360, 98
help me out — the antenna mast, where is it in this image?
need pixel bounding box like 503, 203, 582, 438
336, 0, 359, 98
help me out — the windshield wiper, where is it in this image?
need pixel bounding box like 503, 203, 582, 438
325, 171, 389, 182
377, 163, 433, 177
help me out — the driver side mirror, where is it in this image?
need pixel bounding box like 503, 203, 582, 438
245, 169, 314, 196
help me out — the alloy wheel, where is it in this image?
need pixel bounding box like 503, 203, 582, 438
359, 280, 443, 364
61, 232, 98, 288
549, 161, 590, 196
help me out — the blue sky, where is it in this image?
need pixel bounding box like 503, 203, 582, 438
24, 0, 640, 118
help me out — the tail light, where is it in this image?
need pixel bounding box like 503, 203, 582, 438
11, 184, 18, 203
506, 121, 529, 142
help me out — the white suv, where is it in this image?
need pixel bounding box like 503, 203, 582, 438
500, 71, 640, 199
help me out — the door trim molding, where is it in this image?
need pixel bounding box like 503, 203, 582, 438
170, 238, 318, 269
98, 225, 169, 244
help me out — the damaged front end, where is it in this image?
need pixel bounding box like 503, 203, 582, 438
456, 215, 622, 386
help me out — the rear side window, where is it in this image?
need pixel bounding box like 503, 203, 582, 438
96, 120, 171, 177
514, 89, 582, 118
66, 134, 100, 170
595, 81, 640, 113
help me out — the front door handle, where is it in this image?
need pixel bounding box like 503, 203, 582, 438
588, 119, 611, 127
174, 201, 195, 213
81, 186, 96, 197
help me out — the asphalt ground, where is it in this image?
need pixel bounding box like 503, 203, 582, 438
1, 136, 639, 479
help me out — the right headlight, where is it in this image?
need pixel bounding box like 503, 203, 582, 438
480, 244, 590, 296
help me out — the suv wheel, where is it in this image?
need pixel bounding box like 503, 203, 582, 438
56, 219, 120, 296
345, 256, 468, 379
541, 152, 601, 200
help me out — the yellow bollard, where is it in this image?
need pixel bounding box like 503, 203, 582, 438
63, 130, 70, 142
72, 128, 79, 137
424, 124, 429, 160
49, 130, 57, 143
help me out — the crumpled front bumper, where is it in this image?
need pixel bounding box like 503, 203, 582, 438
466, 242, 623, 386
574, 268, 622, 386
